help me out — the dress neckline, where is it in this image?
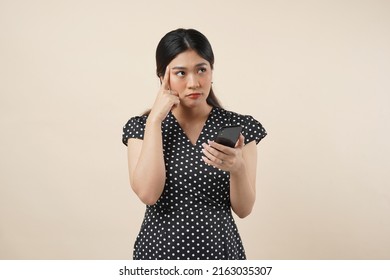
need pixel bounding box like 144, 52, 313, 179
169, 107, 215, 147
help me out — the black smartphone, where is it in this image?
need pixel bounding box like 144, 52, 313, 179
214, 125, 243, 148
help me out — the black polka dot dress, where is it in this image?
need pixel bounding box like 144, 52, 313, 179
122, 107, 267, 260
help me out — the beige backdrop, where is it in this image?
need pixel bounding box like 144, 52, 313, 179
1, 0, 389, 259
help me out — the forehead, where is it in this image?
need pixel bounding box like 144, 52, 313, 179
169, 50, 210, 68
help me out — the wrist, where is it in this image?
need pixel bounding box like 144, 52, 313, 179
230, 160, 246, 177
146, 113, 164, 125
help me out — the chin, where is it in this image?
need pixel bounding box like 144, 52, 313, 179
182, 99, 207, 109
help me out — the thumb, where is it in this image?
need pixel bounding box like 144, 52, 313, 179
235, 134, 245, 148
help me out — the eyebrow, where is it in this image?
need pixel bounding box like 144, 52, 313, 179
171, 63, 208, 70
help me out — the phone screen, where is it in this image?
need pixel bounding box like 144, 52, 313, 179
214, 125, 242, 147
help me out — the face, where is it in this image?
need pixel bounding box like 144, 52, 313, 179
166, 49, 213, 108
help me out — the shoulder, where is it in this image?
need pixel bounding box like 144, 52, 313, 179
122, 115, 148, 145
213, 107, 262, 127
123, 115, 147, 129
214, 107, 267, 144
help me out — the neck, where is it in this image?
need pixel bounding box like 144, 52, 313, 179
172, 103, 213, 123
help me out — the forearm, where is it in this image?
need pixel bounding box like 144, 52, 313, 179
201, 137, 257, 218
229, 163, 256, 218
132, 119, 166, 205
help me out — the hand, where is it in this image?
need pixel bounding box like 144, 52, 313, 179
148, 66, 180, 123
201, 134, 245, 173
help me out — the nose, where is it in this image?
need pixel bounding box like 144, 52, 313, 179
187, 74, 200, 89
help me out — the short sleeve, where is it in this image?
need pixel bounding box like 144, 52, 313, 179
241, 115, 267, 145
122, 116, 147, 146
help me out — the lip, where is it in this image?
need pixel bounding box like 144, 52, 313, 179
187, 93, 202, 99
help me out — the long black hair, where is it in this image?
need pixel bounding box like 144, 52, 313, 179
143, 28, 222, 116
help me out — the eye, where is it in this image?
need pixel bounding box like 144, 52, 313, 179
175, 71, 185, 77
198, 67, 207, 74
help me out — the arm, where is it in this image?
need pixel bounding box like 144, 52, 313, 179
127, 66, 179, 205
202, 135, 258, 218
229, 140, 257, 218
127, 119, 166, 205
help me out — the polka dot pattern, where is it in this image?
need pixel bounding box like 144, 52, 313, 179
122, 107, 267, 260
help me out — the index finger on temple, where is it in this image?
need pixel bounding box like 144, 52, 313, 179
162, 66, 170, 90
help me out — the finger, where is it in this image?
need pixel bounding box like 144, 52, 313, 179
207, 140, 232, 154
169, 89, 179, 97
162, 66, 170, 90
202, 143, 226, 163
173, 97, 180, 105
169, 90, 180, 104
171, 96, 180, 107
235, 134, 245, 148
202, 147, 219, 163
202, 156, 222, 168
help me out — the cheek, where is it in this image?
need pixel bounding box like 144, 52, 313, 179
203, 72, 213, 83
169, 76, 184, 90
202, 74, 212, 88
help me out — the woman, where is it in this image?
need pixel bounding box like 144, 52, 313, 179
122, 28, 266, 260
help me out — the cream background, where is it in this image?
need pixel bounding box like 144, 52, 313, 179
1, 0, 389, 259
